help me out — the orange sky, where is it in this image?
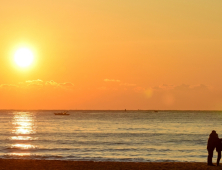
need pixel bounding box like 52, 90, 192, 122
0, 1, 222, 110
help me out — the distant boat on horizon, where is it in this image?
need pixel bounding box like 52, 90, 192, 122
54, 111, 69, 115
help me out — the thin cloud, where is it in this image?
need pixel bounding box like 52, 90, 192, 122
153, 84, 175, 90
104, 79, 120, 82
26, 79, 43, 84
174, 84, 210, 92
0, 84, 18, 88
0, 80, 74, 89
152, 84, 210, 92
25, 79, 44, 87
45, 80, 59, 86
60, 82, 74, 87
192, 84, 210, 90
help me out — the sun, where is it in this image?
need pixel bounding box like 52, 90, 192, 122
14, 48, 34, 67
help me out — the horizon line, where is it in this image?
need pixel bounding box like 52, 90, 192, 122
0, 109, 222, 111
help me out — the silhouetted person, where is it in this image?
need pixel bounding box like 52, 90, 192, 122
207, 130, 218, 166
216, 134, 222, 166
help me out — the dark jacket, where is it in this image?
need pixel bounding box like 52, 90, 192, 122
216, 138, 222, 152
207, 133, 218, 151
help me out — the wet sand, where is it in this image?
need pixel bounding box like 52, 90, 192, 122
0, 159, 219, 170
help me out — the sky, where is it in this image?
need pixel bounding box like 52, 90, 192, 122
0, 0, 222, 110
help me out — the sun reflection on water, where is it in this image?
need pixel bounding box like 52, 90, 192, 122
11, 136, 33, 140
8, 153, 31, 157
10, 112, 37, 156
11, 144, 36, 149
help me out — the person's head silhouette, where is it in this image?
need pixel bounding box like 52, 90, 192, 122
210, 130, 218, 138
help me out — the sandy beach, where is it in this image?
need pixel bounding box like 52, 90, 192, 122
0, 159, 219, 170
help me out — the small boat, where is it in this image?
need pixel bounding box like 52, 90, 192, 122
54, 111, 69, 115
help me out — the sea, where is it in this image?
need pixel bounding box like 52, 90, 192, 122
0, 110, 221, 162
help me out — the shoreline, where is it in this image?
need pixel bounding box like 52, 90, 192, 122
0, 159, 213, 170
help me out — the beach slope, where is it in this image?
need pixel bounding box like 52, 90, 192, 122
0, 159, 217, 170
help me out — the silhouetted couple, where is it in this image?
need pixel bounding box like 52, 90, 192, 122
207, 130, 222, 166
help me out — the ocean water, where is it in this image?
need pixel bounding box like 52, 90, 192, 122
0, 110, 221, 162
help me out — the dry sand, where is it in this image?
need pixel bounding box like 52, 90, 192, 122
0, 159, 220, 170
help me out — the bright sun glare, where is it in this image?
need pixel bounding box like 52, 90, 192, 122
14, 48, 34, 67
